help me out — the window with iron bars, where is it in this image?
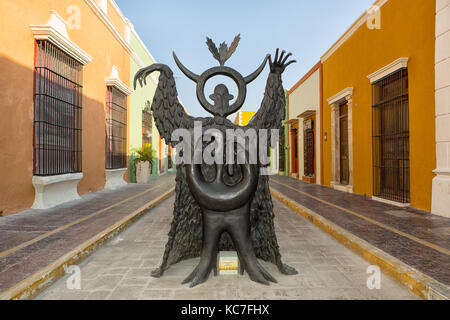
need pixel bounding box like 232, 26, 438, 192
106, 86, 127, 169
168, 145, 173, 169
279, 128, 285, 172
33, 40, 83, 176
372, 68, 410, 203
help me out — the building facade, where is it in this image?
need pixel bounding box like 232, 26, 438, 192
321, 0, 436, 211
432, 0, 450, 218
127, 25, 164, 182
0, 0, 158, 215
286, 62, 322, 184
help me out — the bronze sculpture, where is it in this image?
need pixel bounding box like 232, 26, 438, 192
134, 35, 297, 287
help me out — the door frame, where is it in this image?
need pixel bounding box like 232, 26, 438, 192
327, 87, 354, 193
298, 110, 316, 184
289, 121, 299, 177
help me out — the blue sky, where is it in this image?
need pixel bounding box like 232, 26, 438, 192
116, 0, 374, 118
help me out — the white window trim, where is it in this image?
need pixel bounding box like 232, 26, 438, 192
367, 57, 409, 84
30, 10, 92, 65
327, 87, 354, 106
105, 65, 132, 95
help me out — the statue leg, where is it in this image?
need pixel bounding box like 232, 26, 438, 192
225, 205, 277, 285
182, 210, 222, 287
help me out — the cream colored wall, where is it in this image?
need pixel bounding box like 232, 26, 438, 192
288, 69, 320, 181
288, 70, 320, 119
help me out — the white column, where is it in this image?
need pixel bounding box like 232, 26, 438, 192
347, 96, 354, 189
330, 104, 338, 184
432, 0, 450, 217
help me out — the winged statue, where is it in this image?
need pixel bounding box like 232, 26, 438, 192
134, 35, 297, 287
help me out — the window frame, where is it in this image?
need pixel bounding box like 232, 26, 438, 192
105, 86, 128, 170
33, 40, 83, 176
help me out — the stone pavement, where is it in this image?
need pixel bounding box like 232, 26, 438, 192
270, 175, 450, 299
0, 174, 175, 299
36, 196, 418, 300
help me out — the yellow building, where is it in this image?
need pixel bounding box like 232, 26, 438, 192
321, 0, 436, 211
234, 110, 256, 126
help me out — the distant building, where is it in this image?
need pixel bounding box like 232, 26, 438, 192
286, 62, 322, 184
234, 110, 256, 126
128, 24, 174, 182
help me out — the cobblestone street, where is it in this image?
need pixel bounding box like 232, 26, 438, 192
37, 196, 418, 300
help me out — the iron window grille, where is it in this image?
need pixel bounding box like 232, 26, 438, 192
303, 120, 315, 177
279, 128, 285, 172
106, 86, 127, 169
372, 68, 410, 203
33, 40, 83, 176
168, 145, 173, 169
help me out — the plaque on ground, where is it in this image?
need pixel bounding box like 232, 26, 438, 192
218, 251, 240, 275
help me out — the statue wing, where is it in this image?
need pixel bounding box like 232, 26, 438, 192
247, 72, 285, 148
134, 64, 194, 143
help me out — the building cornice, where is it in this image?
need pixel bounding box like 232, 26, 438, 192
30, 10, 92, 65
130, 28, 159, 85
83, 0, 133, 55
367, 57, 409, 83
106, 66, 132, 95
327, 87, 353, 105
321, 0, 389, 62
85, 1, 159, 85
109, 0, 128, 24
287, 61, 321, 95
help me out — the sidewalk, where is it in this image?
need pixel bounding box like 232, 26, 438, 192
0, 174, 175, 299
37, 196, 417, 300
270, 175, 450, 300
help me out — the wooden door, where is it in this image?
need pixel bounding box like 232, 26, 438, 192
290, 123, 298, 175
303, 118, 315, 177
339, 103, 349, 185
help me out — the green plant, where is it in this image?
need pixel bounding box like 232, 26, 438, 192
132, 143, 156, 168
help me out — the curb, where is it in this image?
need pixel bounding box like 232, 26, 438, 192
0, 187, 175, 300
270, 187, 449, 300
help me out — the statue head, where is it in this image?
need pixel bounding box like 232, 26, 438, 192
209, 84, 234, 111
173, 35, 270, 118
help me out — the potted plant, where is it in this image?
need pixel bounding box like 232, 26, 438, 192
132, 143, 155, 184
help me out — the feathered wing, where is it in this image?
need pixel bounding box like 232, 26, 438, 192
134, 64, 194, 142
244, 59, 297, 275
249, 72, 286, 148
135, 64, 202, 276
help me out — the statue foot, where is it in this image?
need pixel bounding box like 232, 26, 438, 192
151, 266, 165, 278
277, 263, 298, 275
244, 259, 278, 285
182, 257, 214, 287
